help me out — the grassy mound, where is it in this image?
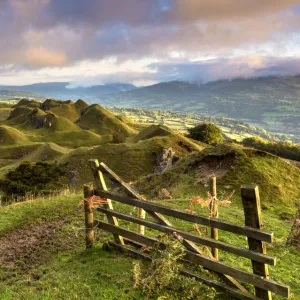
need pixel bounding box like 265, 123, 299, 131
38, 131, 113, 148
7, 106, 34, 121
60, 134, 204, 184
0, 125, 28, 145
20, 143, 70, 162
133, 125, 174, 141
136, 144, 300, 207
13, 99, 40, 108
76, 104, 137, 142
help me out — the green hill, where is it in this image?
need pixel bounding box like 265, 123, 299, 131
0, 125, 28, 145
136, 144, 300, 207
60, 133, 204, 184
76, 104, 137, 142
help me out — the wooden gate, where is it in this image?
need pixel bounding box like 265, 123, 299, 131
83, 159, 290, 300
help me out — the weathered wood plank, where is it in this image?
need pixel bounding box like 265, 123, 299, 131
97, 207, 276, 265
109, 242, 266, 300
96, 220, 289, 297
95, 190, 274, 243
95, 220, 162, 249
241, 185, 273, 300
209, 176, 219, 260
89, 159, 124, 245
184, 251, 289, 298
98, 162, 172, 227
84, 183, 94, 248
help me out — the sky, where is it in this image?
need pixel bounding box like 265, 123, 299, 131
0, 0, 300, 87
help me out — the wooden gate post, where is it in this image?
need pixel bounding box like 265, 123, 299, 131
84, 183, 94, 249
209, 176, 219, 260
89, 159, 124, 245
241, 185, 272, 300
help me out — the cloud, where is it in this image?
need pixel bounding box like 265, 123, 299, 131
24, 47, 67, 67
151, 55, 300, 83
0, 0, 299, 84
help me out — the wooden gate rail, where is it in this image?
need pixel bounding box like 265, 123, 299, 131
97, 206, 275, 265
94, 220, 288, 297
95, 190, 273, 243
109, 241, 261, 300
85, 160, 290, 300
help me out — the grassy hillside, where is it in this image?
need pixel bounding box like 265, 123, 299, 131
60, 133, 204, 184
0, 125, 28, 145
102, 77, 300, 139
136, 144, 300, 208
0, 185, 299, 298
76, 104, 137, 142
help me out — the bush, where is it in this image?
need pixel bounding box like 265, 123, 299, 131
188, 123, 223, 145
0, 161, 68, 198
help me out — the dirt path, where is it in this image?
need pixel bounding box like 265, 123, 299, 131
0, 216, 82, 270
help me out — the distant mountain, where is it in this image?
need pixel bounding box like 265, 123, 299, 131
100, 76, 300, 136
0, 82, 137, 101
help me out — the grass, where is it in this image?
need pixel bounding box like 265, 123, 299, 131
0, 125, 28, 145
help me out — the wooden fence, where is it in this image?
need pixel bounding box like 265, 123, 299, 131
83, 159, 290, 300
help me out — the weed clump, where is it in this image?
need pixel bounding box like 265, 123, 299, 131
133, 234, 216, 300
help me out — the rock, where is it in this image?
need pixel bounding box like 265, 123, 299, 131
68, 170, 78, 187
154, 148, 175, 174
159, 188, 172, 199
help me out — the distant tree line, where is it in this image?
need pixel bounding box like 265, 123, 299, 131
242, 137, 300, 161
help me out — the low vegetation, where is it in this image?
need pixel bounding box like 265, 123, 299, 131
242, 136, 300, 161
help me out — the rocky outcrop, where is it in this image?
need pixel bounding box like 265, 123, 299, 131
154, 147, 175, 174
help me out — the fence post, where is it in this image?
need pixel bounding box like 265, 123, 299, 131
84, 183, 94, 249
138, 208, 146, 235
209, 176, 218, 260
241, 185, 272, 300
89, 159, 124, 245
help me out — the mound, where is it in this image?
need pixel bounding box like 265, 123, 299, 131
76, 104, 137, 142
14, 99, 40, 108
21, 143, 70, 162
133, 125, 173, 142
60, 134, 204, 184
0, 125, 28, 145
40, 99, 61, 110
39, 130, 113, 148
136, 144, 300, 206
7, 106, 34, 121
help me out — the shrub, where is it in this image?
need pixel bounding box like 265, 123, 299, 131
242, 136, 300, 161
188, 123, 223, 145
0, 161, 68, 199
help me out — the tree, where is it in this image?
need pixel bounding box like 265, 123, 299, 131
188, 123, 223, 145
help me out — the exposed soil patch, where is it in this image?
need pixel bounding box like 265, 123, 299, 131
0, 215, 82, 271
193, 153, 236, 185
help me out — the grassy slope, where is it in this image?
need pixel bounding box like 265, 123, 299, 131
60, 134, 204, 184
136, 144, 300, 209
0, 125, 28, 145
0, 191, 299, 299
